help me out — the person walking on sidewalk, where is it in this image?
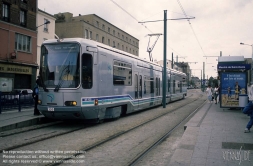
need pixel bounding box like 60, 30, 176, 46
206, 85, 213, 103
214, 85, 219, 104
242, 84, 253, 133
32, 79, 40, 115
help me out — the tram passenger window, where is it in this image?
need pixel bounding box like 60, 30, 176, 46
150, 78, 154, 93
144, 76, 154, 94
168, 79, 170, 92
113, 60, 132, 86
144, 79, 146, 94
173, 80, 176, 94
82, 54, 92, 89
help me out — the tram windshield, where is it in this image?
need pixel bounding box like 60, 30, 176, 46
40, 43, 80, 90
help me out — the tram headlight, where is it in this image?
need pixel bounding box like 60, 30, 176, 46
94, 99, 98, 106
38, 100, 42, 105
65, 101, 77, 106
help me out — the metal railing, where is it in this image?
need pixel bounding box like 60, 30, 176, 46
0, 91, 34, 114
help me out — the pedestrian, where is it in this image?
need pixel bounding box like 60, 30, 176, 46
217, 85, 220, 103
206, 85, 213, 103
242, 84, 253, 133
32, 79, 40, 115
214, 85, 219, 104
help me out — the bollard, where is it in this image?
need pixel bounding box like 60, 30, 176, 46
0, 91, 2, 114
18, 93, 21, 112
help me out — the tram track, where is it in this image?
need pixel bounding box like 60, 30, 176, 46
0, 122, 92, 153
0, 91, 205, 166
0, 94, 194, 154
129, 98, 206, 166
45, 93, 205, 166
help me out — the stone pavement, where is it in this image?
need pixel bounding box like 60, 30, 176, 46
0, 108, 44, 132
169, 101, 253, 166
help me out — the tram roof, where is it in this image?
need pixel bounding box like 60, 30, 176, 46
42, 38, 186, 76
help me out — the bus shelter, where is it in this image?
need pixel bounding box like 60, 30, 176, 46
218, 56, 251, 108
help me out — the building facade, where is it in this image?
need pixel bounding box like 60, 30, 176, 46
0, 0, 37, 92
36, 8, 56, 76
54, 12, 139, 56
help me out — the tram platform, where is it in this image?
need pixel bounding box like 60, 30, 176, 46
169, 101, 253, 166
0, 108, 45, 132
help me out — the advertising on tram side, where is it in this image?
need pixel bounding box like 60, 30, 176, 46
220, 72, 247, 108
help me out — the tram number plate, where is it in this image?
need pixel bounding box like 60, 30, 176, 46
48, 107, 54, 111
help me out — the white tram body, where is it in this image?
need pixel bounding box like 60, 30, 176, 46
38, 38, 187, 122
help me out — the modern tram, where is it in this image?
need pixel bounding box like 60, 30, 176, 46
38, 38, 187, 122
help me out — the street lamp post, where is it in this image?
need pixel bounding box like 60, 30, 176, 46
36, 20, 50, 29
240, 42, 253, 83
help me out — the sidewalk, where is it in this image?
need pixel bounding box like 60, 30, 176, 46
169, 101, 253, 166
0, 108, 45, 132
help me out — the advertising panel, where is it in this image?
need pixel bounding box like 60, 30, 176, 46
220, 72, 247, 108
0, 77, 13, 92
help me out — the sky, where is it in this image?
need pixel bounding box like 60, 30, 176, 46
38, 0, 253, 79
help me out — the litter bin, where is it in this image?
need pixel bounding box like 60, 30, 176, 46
239, 94, 248, 108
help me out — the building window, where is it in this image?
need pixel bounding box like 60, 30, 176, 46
113, 30, 115, 36
96, 21, 99, 28
117, 43, 119, 49
85, 29, 89, 39
108, 27, 110, 33
2, 3, 10, 22
118, 33, 120, 38
20, 10, 26, 26
89, 31, 92, 39
15, 33, 31, 52
126, 47, 128, 52
102, 37, 104, 43
96, 34, 99, 41
126, 37, 128, 42
113, 41, 115, 48
122, 45, 124, 51
108, 39, 110, 46
113, 60, 132, 86
21, 0, 28, 3
102, 24, 105, 30
122, 35, 124, 40
44, 19, 49, 32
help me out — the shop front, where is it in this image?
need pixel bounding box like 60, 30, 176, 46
0, 62, 37, 92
